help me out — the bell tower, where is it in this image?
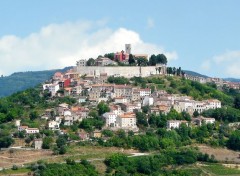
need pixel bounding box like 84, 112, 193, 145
125, 44, 131, 54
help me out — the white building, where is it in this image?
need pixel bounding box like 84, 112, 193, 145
48, 121, 60, 130
139, 88, 151, 97
15, 119, 21, 127
142, 96, 154, 106
34, 139, 43, 150
193, 101, 208, 114
43, 83, 60, 96
205, 99, 221, 109
76, 59, 87, 66
64, 116, 74, 126
167, 120, 188, 129
193, 116, 215, 126
64, 110, 72, 117
114, 97, 128, 104
78, 96, 87, 103
25, 128, 40, 134
123, 103, 142, 113
102, 112, 117, 127
173, 101, 193, 113
95, 57, 118, 66
116, 113, 137, 128
110, 105, 123, 115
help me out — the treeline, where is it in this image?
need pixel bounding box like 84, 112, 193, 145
97, 122, 219, 151
104, 148, 216, 176
86, 53, 168, 66
0, 87, 76, 124
30, 159, 98, 176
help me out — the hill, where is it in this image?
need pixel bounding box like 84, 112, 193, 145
183, 70, 209, 78
0, 66, 72, 97
224, 78, 240, 83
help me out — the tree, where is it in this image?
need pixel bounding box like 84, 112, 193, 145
88, 110, 98, 118
177, 67, 182, 76
105, 153, 128, 168
107, 76, 129, 85
136, 112, 148, 128
102, 130, 114, 137
0, 136, 14, 148
136, 57, 148, 66
149, 55, 157, 66
156, 54, 167, 65
29, 111, 39, 121
42, 137, 53, 149
56, 135, 67, 148
86, 58, 95, 66
104, 53, 115, 60
128, 54, 135, 65
25, 137, 32, 145
59, 146, 67, 154
227, 130, 240, 150
234, 94, 240, 109
193, 110, 199, 117
97, 101, 110, 115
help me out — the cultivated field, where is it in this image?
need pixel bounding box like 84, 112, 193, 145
198, 145, 240, 163
0, 149, 52, 169
0, 145, 137, 175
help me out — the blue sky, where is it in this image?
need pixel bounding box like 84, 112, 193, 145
0, 0, 240, 78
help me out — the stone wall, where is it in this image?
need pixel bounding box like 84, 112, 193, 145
74, 65, 166, 78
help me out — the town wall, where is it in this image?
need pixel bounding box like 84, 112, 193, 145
74, 65, 166, 78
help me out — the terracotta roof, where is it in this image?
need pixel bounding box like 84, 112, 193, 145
92, 84, 114, 87
54, 72, 62, 77
119, 112, 136, 118
20, 126, 28, 129
114, 85, 132, 89
64, 87, 72, 91
27, 128, 39, 130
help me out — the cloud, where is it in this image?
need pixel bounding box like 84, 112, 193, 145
0, 20, 177, 76
213, 50, 240, 64
201, 60, 211, 71
201, 50, 240, 77
147, 18, 155, 29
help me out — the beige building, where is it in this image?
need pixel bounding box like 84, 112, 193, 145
114, 85, 132, 100
117, 113, 137, 128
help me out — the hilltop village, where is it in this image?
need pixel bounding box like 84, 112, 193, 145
2, 44, 240, 175
15, 44, 222, 145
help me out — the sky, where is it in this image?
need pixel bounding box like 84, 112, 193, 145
0, 0, 240, 78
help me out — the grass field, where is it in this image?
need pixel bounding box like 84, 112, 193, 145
202, 163, 240, 175
0, 168, 31, 176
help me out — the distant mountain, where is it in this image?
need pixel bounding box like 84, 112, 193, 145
183, 70, 209, 78
223, 78, 240, 83
0, 66, 72, 97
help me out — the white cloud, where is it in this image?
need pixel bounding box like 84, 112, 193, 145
0, 20, 177, 76
201, 60, 211, 71
201, 50, 240, 77
226, 63, 240, 76
147, 18, 155, 29
213, 50, 240, 64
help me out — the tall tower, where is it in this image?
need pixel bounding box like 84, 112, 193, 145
125, 44, 131, 54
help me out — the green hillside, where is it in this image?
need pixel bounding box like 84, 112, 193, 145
0, 67, 72, 97
129, 75, 233, 106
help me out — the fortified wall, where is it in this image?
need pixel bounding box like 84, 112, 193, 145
74, 65, 166, 78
